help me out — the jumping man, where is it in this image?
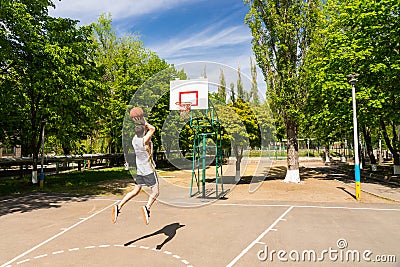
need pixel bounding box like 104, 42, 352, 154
112, 115, 159, 225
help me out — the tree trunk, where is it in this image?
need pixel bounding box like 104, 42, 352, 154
32, 155, 38, 184
380, 118, 400, 173
362, 125, 376, 164
393, 124, 400, 166
234, 145, 243, 182
324, 144, 330, 163
31, 118, 41, 184
284, 119, 300, 183
340, 141, 346, 162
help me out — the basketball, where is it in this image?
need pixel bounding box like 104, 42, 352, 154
130, 107, 144, 118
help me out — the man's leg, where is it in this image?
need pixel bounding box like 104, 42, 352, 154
141, 184, 159, 225
146, 184, 159, 210
118, 184, 142, 211
112, 185, 142, 223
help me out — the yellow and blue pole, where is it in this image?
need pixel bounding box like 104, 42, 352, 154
349, 74, 361, 200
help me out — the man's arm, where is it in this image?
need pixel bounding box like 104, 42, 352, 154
143, 120, 155, 145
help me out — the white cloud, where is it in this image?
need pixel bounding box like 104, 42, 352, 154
144, 16, 266, 95
49, 0, 204, 24
149, 25, 266, 91
150, 20, 252, 63
160, 26, 250, 56
47, 0, 267, 94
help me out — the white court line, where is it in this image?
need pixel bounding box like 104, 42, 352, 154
0, 201, 118, 267
92, 195, 400, 211
294, 205, 400, 211
11, 244, 193, 267
130, 199, 400, 211
94, 198, 147, 203
214, 202, 400, 211
226, 206, 294, 267
33, 254, 47, 259
16, 259, 29, 265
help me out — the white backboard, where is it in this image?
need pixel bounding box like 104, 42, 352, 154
169, 78, 209, 110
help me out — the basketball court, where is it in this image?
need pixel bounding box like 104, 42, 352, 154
1, 189, 399, 267
2, 72, 399, 266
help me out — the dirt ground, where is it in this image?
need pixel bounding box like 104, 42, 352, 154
230, 160, 394, 203
153, 159, 396, 204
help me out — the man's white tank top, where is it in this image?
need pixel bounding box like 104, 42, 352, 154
132, 136, 156, 175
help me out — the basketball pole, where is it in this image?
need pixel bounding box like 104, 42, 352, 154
201, 134, 206, 198
170, 78, 224, 198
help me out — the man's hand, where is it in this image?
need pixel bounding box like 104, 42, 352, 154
132, 116, 145, 125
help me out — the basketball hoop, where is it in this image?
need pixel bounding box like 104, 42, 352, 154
176, 102, 192, 119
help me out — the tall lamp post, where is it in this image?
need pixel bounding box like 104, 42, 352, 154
348, 73, 361, 200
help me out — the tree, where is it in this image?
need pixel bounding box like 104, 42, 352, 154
202, 65, 207, 78
216, 98, 259, 181
245, 0, 320, 182
250, 57, 260, 105
91, 14, 169, 154
215, 65, 265, 181
229, 82, 236, 104
236, 65, 245, 100
218, 69, 227, 102
0, 0, 102, 176
304, 0, 400, 171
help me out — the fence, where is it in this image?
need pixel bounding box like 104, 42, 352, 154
0, 153, 124, 179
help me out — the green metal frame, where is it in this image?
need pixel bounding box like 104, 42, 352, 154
189, 104, 224, 198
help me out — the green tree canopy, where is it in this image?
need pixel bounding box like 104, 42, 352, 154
91, 14, 170, 154
304, 0, 400, 166
0, 0, 102, 172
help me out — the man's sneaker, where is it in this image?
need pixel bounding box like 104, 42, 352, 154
141, 206, 150, 225
111, 205, 120, 224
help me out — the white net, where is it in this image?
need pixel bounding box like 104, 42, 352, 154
176, 102, 192, 119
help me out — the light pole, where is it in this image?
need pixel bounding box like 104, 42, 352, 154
348, 73, 361, 200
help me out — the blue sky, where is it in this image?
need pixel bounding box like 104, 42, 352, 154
49, 0, 265, 91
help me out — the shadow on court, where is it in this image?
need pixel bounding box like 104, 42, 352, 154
302, 165, 400, 192
0, 192, 91, 217
337, 186, 357, 200
124, 222, 185, 250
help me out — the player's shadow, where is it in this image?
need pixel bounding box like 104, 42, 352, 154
124, 222, 185, 250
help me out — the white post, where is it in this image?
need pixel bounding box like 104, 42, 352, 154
32, 170, 38, 184
347, 73, 361, 200
349, 74, 361, 200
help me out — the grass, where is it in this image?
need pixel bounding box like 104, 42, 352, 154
0, 167, 134, 197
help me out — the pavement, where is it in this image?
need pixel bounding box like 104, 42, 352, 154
346, 180, 400, 202
1, 158, 400, 267
298, 159, 400, 203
